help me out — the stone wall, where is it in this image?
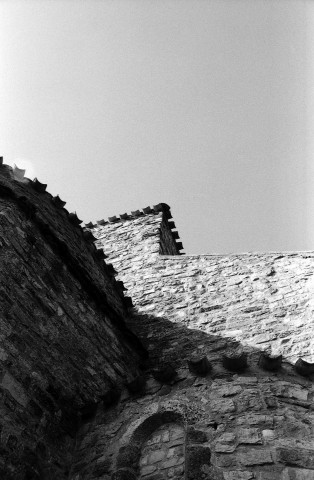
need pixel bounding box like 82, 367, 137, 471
71, 358, 314, 479
2, 163, 314, 480
93, 210, 314, 365
76, 206, 314, 479
0, 163, 143, 479
126, 252, 314, 366
139, 423, 185, 478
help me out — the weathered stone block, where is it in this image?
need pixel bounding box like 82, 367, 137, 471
167, 465, 184, 478
238, 428, 262, 445
141, 465, 157, 476
265, 396, 278, 409
239, 450, 273, 466
170, 427, 184, 441
219, 385, 242, 397
160, 457, 184, 469
281, 467, 314, 479
216, 454, 237, 468
211, 398, 235, 414
287, 387, 308, 402
215, 443, 236, 453
166, 445, 184, 458
149, 450, 166, 464
223, 471, 254, 480
262, 430, 276, 442
147, 434, 161, 446
218, 433, 236, 444
256, 473, 281, 480
278, 447, 314, 469
168, 438, 185, 448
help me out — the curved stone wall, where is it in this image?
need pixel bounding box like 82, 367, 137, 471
0, 162, 143, 479
71, 360, 314, 479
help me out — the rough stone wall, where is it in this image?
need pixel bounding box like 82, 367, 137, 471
139, 423, 185, 478
2, 159, 314, 480
92, 204, 182, 281
71, 361, 314, 480
0, 164, 132, 319
93, 211, 314, 365
75, 207, 314, 480
0, 164, 143, 479
126, 253, 314, 366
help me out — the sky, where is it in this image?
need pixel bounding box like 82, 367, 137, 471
1, 0, 314, 255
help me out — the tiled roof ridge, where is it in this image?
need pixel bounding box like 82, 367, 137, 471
85, 202, 172, 228
0, 157, 137, 313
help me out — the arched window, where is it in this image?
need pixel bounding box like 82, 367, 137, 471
113, 410, 212, 480
139, 422, 185, 479
114, 412, 185, 479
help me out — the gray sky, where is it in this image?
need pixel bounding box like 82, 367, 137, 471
1, 0, 313, 254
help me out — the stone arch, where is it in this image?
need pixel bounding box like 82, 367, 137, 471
112, 410, 215, 480
112, 411, 185, 480
139, 422, 185, 479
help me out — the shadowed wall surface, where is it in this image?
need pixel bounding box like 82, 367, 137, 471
66, 206, 314, 480
93, 209, 314, 364
0, 164, 142, 479
1, 160, 314, 479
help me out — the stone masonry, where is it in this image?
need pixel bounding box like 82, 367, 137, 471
139, 423, 185, 479
0, 162, 143, 479
1, 157, 314, 479
75, 205, 314, 480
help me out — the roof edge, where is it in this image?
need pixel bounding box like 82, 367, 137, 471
0, 157, 138, 314
85, 203, 172, 228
